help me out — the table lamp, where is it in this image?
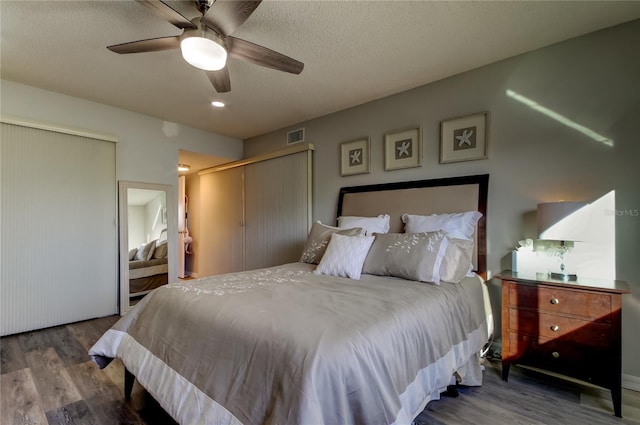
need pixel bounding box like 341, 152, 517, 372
537, 201, 588, 281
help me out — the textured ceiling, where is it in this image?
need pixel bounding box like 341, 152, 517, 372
1, 1, 639, 140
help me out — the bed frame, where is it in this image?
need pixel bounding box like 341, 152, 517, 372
337, 174, 489, 279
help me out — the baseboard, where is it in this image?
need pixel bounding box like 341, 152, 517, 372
623, 374, 640, 392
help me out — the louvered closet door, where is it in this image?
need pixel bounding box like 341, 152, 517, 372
199, 166, 244, 276
244, 150, 311, 270
1, 122, 116, 336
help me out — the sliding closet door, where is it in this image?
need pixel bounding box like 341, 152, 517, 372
0, 122, 116, 336
244, 150, 312, 270
199, 166, 244, 276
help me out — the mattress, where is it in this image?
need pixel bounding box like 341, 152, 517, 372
128, 257, 168, 280
90, 262, 488, 424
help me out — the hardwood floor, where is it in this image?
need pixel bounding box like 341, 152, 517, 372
1, 316, 639, 424
1, 316, 175, 425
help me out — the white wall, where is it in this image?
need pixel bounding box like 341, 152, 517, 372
245, 21, 640, 381
1, 79, 243, 312
128, 205, 145, 249
144, 192, 166, 242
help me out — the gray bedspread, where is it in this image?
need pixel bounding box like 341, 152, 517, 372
90, 262, 488, 425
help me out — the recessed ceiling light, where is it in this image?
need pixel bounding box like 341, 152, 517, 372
211, 101, 225, 108
178, 163, 191, 172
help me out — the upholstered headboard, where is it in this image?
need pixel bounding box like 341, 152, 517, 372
337, 174, 489, 279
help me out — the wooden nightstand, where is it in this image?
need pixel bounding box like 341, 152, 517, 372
497, 270, 630, 418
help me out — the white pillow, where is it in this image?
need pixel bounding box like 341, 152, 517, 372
401, 211, 482, 240
314, 233, 375, 280
337, 214, 390, 235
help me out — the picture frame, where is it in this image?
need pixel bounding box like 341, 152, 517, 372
384, 127, 422, 171
440, 111, 490, 163
340, 137, 370, 176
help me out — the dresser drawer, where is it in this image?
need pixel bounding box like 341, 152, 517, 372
507, 282, 612, 321
507, 331, 609, 385
508, 308, 611, 347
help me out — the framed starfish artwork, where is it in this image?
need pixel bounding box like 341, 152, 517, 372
340, 137, 370, 176
384, 127, 422, 171
440, 112, 489, 163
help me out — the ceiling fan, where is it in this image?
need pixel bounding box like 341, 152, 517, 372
107, 0, 304, 93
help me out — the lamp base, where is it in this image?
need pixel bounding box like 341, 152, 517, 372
549, 272, 577, 281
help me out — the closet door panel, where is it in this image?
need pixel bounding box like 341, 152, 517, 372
244, 151, 311, 270
199, 166, 244, 276
1, 123, 116, 335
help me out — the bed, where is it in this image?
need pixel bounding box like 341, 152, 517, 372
90, 174, 491, 424
128, 228, 169, 298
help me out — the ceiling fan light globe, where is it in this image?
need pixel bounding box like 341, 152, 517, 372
180, 37, 227, 71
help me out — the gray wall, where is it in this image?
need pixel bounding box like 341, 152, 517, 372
245, 20, 640, 382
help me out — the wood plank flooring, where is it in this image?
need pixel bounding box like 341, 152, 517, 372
1, 315, 639, 424
1, 316, 176, 425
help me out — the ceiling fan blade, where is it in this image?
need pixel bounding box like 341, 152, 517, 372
107, 36, 181, 54
206, 68, 231, 93
227, 36, 304, 74
201, 0, 262, 37
136, 0, 197, 30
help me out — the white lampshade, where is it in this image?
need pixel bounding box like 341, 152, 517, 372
180, 20, 227, 71
537, 202, 588, 241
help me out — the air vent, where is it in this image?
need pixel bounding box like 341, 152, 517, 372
287, 128, 305, 145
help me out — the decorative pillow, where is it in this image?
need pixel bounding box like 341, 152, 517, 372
362, 231, 448, 284
153, 240, 168, 259
337, 214, 390, 235
401, 211, 482, 240
439, 237, 475, 283
300, 221, 365, 264
313, 233, 375, 280
128, 248, 138, 261
134, 240, 156, 261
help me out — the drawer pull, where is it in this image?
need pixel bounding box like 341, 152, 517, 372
552, 351, 560, 359
550, 298, 560, 305
551, 325, 560, 332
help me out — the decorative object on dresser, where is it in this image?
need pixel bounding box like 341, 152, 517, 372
537, 201, 588, 280
340, 137, 370, 176
384, 127, 422, 171
498, 270, 630, 418
440, 111, 489, 163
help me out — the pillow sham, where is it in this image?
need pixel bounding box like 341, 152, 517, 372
153, 240, 168, 259
337, 214, 390, 235
401, 211, 482, 240
300, 221, 365, 264
128, 248, 138, 261
313, 233, 374, 280
362, 231, 448, 284
134, 240, 156, 261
